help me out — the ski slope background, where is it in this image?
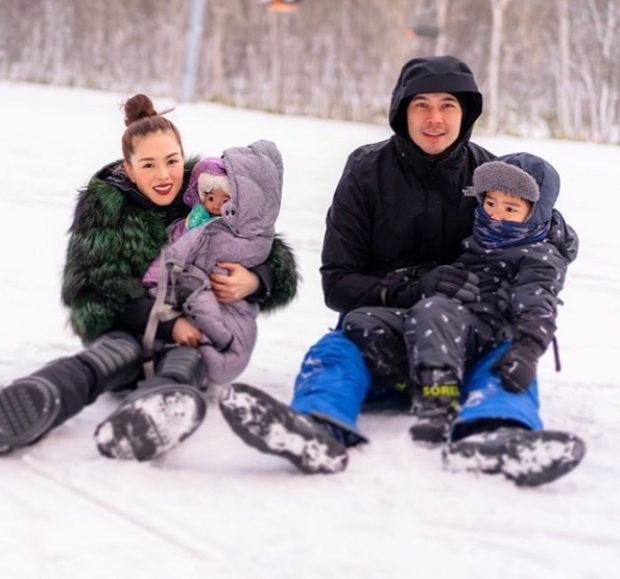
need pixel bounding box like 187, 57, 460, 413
0, 81, 618, 579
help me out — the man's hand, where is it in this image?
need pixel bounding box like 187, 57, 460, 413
171, 317, 202, 347
418, 265, 480, 302
209, 262, 260, 304
383, 264, 480, 308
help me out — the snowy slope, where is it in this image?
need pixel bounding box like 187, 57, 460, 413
0, 81, 618, 579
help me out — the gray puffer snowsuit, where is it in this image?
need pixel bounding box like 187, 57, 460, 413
161, 140, 283, 384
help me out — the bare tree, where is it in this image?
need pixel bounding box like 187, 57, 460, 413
433, 0, 452, 55
486, 0, 511, 135
1, 0, 620, 143
556, 0, 572, 137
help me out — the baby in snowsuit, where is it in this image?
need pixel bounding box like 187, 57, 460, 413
403, 152, 570, 443
142, 156, 233, 288
184, 156, 233, 229
143, 140, 283, 385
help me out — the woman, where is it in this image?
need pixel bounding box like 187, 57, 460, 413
0, 94, 298, 461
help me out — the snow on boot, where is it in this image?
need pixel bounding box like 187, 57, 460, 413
409, 366, 460, 445
442, 427, 586, 487
219, 382, 348, 474
0, 377, 61, 454
94, 383, 206, 461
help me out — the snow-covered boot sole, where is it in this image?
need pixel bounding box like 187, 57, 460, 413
94, 384, 206, 461
219, 383, 348, 474
442, 427, 586, 487
0, 377, 61, 454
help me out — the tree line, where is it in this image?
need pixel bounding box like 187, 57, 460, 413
1, 0, 619, 143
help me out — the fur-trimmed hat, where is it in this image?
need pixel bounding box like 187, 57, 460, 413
184, 157, 231, 206
470, 161, 540, 206
465, 153, 560, 225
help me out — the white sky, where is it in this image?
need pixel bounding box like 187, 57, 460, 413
0, 81, 618, 579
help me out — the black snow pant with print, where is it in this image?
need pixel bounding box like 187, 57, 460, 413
343, 297, 495, 390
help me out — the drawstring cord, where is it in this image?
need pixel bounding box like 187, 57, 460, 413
552, 336, 561, 372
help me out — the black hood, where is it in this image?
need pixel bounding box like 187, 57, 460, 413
389, 55, 483, 145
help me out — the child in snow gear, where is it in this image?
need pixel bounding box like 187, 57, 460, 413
0, 93, 298, 461
219, 55, 585, 486
403, 153, 570, 445
142, 140, 284, 387
186, 157, 232, 228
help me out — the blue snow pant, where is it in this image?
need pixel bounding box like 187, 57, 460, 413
290, 330, 371, 442
290, 332, 542, 446
452, 340, 543, 438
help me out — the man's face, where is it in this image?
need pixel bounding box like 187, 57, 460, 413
406, 93, 463, 156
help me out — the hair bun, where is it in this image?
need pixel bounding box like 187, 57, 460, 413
123, 94, 158, 127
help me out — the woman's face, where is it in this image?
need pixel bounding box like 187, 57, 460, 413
124, 131, 184, 206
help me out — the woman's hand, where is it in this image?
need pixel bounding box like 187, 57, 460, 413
209, 262, 260, 304
171, 317, 203, 347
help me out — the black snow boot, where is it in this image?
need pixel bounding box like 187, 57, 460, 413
94, 347, 207, 461
409, 366, 460, 445
0, 376, 61, 455
219, 382, 348, 474
0, 331, 143, 455
442, 427, 587, 487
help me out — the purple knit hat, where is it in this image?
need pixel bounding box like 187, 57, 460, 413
183, 157, 230, 206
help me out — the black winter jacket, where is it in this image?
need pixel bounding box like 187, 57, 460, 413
321, 56, 495, 312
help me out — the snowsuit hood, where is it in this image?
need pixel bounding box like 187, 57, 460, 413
497, 152, 560, 225
389, 55, 483, 146
220, 139, 283, 239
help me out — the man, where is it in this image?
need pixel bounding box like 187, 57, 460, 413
218, 56, 585, 487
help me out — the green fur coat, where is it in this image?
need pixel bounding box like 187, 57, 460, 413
61, 159, 298, 344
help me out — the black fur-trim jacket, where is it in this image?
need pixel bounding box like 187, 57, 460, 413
61, 159, 299, 344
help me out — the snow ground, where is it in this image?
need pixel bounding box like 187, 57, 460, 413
0, 81, 618, 579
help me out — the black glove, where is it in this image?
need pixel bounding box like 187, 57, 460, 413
493, 316, 557, 393
380, 264, 430, 307
492, 340, 540, 393
495, 279, 511, 314
382, 263, 480, 308
418, 265, 480, 302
